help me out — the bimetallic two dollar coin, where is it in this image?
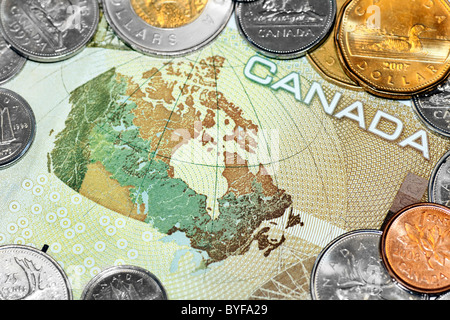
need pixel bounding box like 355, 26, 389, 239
102, 0, 233, 57
413, 77, 450, 138
81, 265, 168, 300
235, 0, 336, 59
0, 88, 36, 169
381, 203, 450, 294
0, 33, 26, 84
0, 0, 100, 62
428, 150, 450, 206
0, 245, 72, 300
307, 0, 361, 90
310, 230, 427, 300
336, 0, 450, 99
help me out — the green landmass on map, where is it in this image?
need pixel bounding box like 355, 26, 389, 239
48, 56, 298, 264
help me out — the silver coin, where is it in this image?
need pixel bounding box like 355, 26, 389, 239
0, 244, 72, 300
81, 265, 168, 300
310, 230, 427, 300
413, 77, 450, 138
437, 291, 450, 300
0, 88, 36, 169
428, 150, 450, 206
0, 33, 26, 84
0, 0, 100, 62
101, 0, 233, 57
235, 0, 336, 59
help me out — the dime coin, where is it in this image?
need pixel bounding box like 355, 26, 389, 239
0, 33, 26, 84
381, 203, 450, 294
81, 265, 168, 300
235, 0, 336, 59
0, 244, 72, 300
428, 150, 450, 206
413, 77, 450, 138
336, 0, 450, 99
0, 0, 100, 62
0, 88, 36, 169
310, 229, 426, 300
437, 291, 450, 300
307, 0, 362, 90
102, 0, 233, 57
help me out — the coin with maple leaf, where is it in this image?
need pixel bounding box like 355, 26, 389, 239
381, 203, 450, 294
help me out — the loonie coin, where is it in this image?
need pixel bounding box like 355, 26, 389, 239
428, 150, 450, 206
307, 0, 362, 90
235, 0, 336, 59
310, 229, 427, 300
413, 77, 450, 138
102, 0, 233, 57
0, 0, 100, 62
81, 265, 168, 300
381, 203, 450, 294
335, 0, 450, 99
0, 33, 26, 84
0, 244, 72, 300
0, 88, 36, 169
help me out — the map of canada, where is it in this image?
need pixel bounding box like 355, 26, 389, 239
48, 55, 300, 265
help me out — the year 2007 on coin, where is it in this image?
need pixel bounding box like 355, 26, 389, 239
180, 304, 268, 317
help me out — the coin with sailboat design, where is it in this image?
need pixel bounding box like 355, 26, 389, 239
235, 0, 336, 59
335, 0, 450, 99
0, 88, 36, 169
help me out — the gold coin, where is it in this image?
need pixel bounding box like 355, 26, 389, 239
307, 0, 362, 91
130, 0, 208, 29
336, 0, 450, 99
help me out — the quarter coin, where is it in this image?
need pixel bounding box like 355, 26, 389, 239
429, 150, 450, 206
81, 265, 168, 300
0, 88, 36, 169
380, 203, 450, 294
235, 0, 336, 59
336, 0, 450, 99
0, 0, 100, 62
412, 77, 450, 138
310, 229, 426, 300
102, 0, 233, 57
0, 33, 26, 84
0, 244, 72, 300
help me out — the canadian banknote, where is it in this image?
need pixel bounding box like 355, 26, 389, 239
0, 12, 449, 300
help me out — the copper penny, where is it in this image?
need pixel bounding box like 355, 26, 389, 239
381, 203, 450, 294
336, 0, 450, 99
